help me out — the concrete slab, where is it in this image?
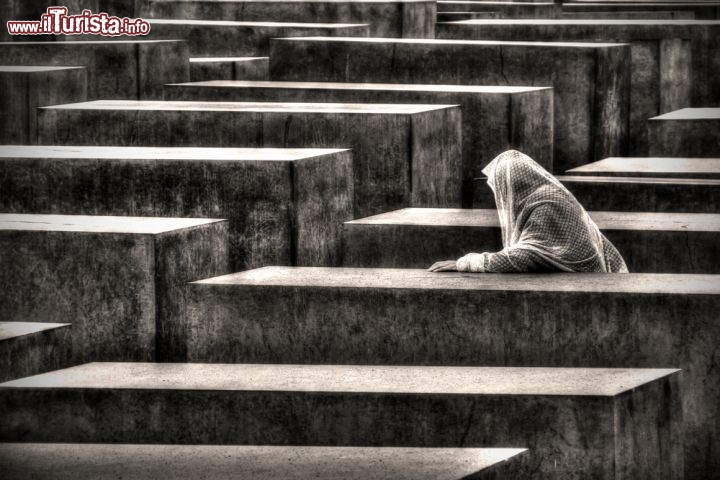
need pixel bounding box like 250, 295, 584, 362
0, 66, 86, 144
562, 2, 720, 20
0, 145, 353, 272
0, 322, 72, 382
269, 37, 631, 172
0, 362, 681, 479
474, 175, 720, 212
0, 444, 529, 480
561, 11, 696, 20
135, 0, 437, 38
186, 266, 715, 476
342, 208, 720, 273
85, 20, 371, 56
436, 20, 707, 155
0, 214, 229, 362
437, 1, 562, 17
189, 57, 269, 81
648, 108, 720, 157
36, 100, 463, 218
437, 11, 503, 21
163, 80, 553, 206
0, 41, 189, 100
566, 156, 720, 178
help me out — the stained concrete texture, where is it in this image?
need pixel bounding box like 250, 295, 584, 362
341, 208, 720, 273
0, 322, 72, 382
80, 20, 371, 56
437, 1, 562, 17
269, 36, 631, 172
437, 11, 503, 21
0, 214, 230, 362
0, 444, 529, 480
0, 145, 353, 272
473, 175, 720, 212
562, 2, 720, 20
189, 57, 269, 81
0, 362, 681, 479
185, 266, 715, 477
135, 0, 437, 38
36, 100, 463, 218
648, 108, 720, 157
163, 80, 553, 206
436, 19, 710, 154
566, 156, 720, 178
0, 41, 189, 100
0, 66, 87, 144
561, 11, 696, 19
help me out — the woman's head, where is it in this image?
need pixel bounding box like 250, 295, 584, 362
482, 150, 563, 208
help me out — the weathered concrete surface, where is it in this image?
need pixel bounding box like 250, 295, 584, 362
437, 20, 699, 155
342, 208, 720, 273
163, 80, 553, 206
98, 0, 135, 17
0, 66, 87, 145
36, 101, 463, 218
561, 11, 696, 20
648, 108, 720, 157
437, 1, 562, 18
0, 41, 189, 99
190, 57, 269, 81
437, 11, 503, 21
86, 20, 370, 56
136, 0, 437, 38
0, 214, 229, 362
0, 362, 681, 479
562, 2, 720, 20
0, 444, 529, 480
269, 37, 631, 172
474, 175, 720, 212
0, 322, 72, 382
185, 266, 714, 477
0, 145, 353, 271
566, 156, 720, 178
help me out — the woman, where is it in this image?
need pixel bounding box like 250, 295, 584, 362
429, 150, 628, 273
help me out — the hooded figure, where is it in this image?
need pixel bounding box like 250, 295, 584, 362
430, 150, 628, 273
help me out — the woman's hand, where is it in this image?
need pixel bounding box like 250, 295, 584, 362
428, 260, 458, 272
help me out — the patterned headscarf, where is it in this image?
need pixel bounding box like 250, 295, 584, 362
457, 150, 628, 273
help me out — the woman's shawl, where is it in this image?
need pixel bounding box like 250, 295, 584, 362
457, 150, 628, 273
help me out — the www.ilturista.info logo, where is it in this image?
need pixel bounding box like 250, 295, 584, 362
7, 7, 151, 36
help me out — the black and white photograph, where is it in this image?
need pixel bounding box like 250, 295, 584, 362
0, 0, 719, 478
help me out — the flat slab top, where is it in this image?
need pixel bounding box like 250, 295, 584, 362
651, 108, 720, 120
347, 208, 720, 232
148, 19, 369, 28
0, 66, 85, 72
276, 36, 628, 48
0, 444, 527, 480
566, 157, 720, 177
438, 1, 556, 5
443, 19, 720, 25
556, 175, 720, 185
0, 214, 225, 234
169, 80, 550, 94
0, 145, 349, 162
195, 266, 720, 294
189, 56, 268, 62
0, 362, 678, 396
41, 100, 457, 114
0, 322, 70, 342
565, 2, 720, 6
